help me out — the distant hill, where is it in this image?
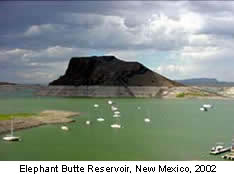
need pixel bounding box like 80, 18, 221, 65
50, 56, 181, 87
177, 78, 234, 87
0, 82, 16, 85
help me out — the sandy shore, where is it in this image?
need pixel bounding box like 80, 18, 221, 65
0, 110, 79, 135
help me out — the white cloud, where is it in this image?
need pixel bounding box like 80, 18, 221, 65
106, 49, 146, 61
18, 61, 68, 84
20, 45, 93, 63
22, 12, 199, 51
0, 48, 33, 63
24, 24, 55, 36
0, 46, 95, 83
2, 1, 234, 83
180, 46, 220, 61
155, 40, 234, 81
156, 64, 193, 80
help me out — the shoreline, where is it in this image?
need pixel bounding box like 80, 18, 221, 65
0, 110, 79, 135
1, 84, 234, 99
37, 85, 233, 100
161, 95, 232, 100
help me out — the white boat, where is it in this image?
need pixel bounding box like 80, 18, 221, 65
111, 106, 118, 111
110, 124, 121, 128
85, 120, 91, 125
114, 111, 120, 114
3, 118, 20, 142
97, 118, 105, 122
113, 114, 120, 118
61, 126, 69, 131
210, 143, 231, 155
108, 100, 113, 105
94, 104, 99, 108
200, 107, 208, 112
211, 145, 224, 152
2, 136, 20, 141
144, 118, 151, 123
203, 104, 213, 109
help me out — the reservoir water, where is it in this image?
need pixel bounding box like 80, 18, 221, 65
0, 90, 234, 160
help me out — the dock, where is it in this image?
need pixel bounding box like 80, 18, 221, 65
210, 147, 231, 155
221, 138, 234, 160
222, 152, 234, 160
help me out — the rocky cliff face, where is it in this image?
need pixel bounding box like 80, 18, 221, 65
49, 56, 181, 87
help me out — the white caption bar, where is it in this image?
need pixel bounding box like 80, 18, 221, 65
0, 161, 233, 174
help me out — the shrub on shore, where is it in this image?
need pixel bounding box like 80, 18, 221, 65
0, 113, 34, 120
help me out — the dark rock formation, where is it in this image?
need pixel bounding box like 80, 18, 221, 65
49, 56, 181, 87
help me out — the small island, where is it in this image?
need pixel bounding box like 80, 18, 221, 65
0, 110, 79, 135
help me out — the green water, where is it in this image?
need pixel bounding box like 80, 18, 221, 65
0, 91, 234, 161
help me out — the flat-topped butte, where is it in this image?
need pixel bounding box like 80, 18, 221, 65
50, 56, 181, 87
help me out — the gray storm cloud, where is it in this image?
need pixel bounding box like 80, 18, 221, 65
0, 1, 234, 83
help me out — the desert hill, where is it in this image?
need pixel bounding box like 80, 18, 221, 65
50, 56, 181, 87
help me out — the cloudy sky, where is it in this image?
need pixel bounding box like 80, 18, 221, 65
1, 1, 234, 84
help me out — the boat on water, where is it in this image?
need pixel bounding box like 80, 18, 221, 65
210, 143, 231, 155
114, 111, 120, 114
110, 124, 121, 128
203, 104, 213, 109
97, 118, 105, 122
113, 114, 120, 118
111, 101, 121, 128
144, 118, 151, 123
111, 106, 118, 111
94, 104, 99, 108
200, 104, 213, 111
3, 118, 21, 141
200, 107, 208, 112
61, 126, 69, 131
85, 120, 91, 125
3, 135, 21, 141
